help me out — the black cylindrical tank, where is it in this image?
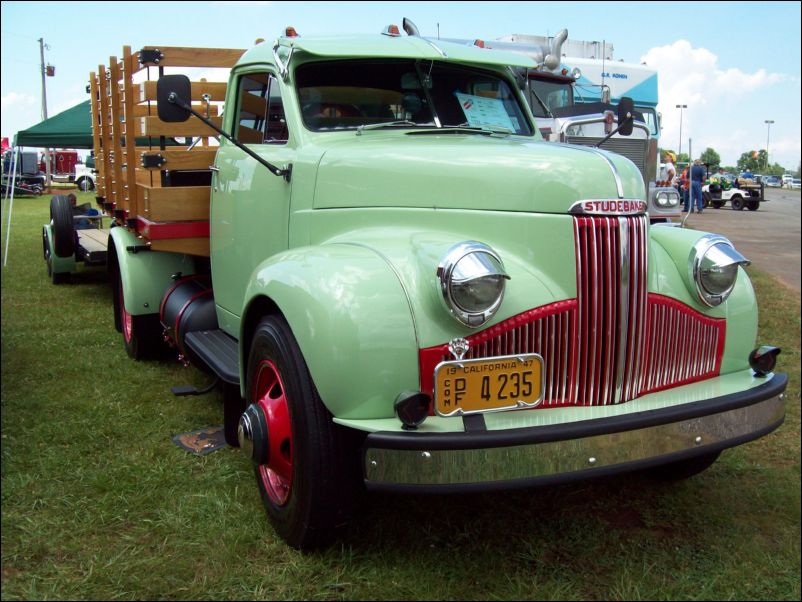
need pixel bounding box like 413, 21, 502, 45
160, 275, 218, 359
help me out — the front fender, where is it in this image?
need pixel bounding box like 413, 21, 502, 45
109, 227, 196, 316
649, 225, 758, 374
241, 244, 419, 419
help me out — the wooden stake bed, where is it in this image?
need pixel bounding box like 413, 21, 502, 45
89, 45, 245, 257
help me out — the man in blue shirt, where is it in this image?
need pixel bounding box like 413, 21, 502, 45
689, 160, 706, 213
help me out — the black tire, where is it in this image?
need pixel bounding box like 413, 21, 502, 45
651, 451, 721, 481
115, 273, 165, 360
730, 195, 745, 211
50, 195, 76, 258
246, 315, 360, 549
76, 177, 94, 192
702, 191, 712, 208
223, 383, 246, 447
712, 200, 725, 209
746, 200, 759, 211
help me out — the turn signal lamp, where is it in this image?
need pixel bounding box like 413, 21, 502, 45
474, 39, 486, 48
749, 346, 781, 377
284, 26, 299, 38
395, 391, 431, 430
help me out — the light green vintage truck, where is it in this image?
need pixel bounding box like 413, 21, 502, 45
57, 23, 786, 548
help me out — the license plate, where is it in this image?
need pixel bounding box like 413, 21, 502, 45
434, 354, 544, 417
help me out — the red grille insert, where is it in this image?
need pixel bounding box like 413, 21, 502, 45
418, 217, 725, 408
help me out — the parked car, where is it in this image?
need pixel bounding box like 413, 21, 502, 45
763, 176, 782, 188
790, 178, 801, 190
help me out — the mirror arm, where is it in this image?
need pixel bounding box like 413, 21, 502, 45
167, 93, 291, 182
594, 123, 625, 148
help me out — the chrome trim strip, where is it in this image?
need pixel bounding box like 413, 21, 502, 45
615, 217, 630, 403
364, 395, 784, 487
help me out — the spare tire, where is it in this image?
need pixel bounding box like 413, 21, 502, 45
50, 195, 75, 258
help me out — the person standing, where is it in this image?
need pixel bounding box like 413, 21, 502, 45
661, 152, 676, 183
690, 159, 706, 213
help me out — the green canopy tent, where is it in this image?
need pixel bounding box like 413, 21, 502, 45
13, 100, 94, 149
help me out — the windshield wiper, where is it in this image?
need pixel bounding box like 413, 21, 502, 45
443, 123, 514, 135
356, 121, 432, 135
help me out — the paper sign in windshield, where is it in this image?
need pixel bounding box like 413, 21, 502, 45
455, 92, 515, 131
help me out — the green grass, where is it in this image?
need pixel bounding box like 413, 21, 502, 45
2, 193, 800, 600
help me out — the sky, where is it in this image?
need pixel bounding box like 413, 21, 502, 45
1, 0, 800, 170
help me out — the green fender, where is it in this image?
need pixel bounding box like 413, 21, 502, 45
240, 243, 419, 420
43, 224, 76, 275
109, 227, 196, 316
649, 225, 757, 373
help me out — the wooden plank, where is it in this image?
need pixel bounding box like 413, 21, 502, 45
139, 149, 218, 171
109, 56, 126, 212
129, 102, 219, 119
97, 64, 115, 203
135, 46, 244, 70
137, 116, 222, 137
77, 229, 108, 253
149, 237, 210, 257
140, 185, 211, 221
241, 93, 267, 119
122, 46, 140, 216
137, 80, 228, 103
237, 125, 262, 144
89, 71, 104, 198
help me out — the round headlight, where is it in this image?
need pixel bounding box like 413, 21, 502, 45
689, 235, 750, 307
655, 191, 679, 208
437, 242, 510, 327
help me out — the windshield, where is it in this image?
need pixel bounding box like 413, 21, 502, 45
638, 107, 659, 136
528, 77, 574, 118
295, 59, 533, 135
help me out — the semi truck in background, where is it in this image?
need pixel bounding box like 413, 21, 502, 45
462, 31, 680, 221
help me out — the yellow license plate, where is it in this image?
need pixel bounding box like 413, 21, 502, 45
434, 354, 544, 417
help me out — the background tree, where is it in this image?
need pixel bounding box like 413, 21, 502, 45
699, 147, 721, 171
737, 149, 768, 173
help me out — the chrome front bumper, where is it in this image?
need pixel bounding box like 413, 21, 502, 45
362, 373, 787, 492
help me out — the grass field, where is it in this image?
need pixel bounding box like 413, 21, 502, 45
1, 192, 800, 600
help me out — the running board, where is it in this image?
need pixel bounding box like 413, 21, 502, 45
184, 329, 240, 385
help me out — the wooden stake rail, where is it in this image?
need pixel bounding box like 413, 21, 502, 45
89, 45, 244, 257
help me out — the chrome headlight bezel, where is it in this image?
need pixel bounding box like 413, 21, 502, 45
689, 235, 750, 307
437, 241, 510, 328
655, 190, 679, 208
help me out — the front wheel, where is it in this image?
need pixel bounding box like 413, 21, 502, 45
245, 315, 360, 549
746, 200, 760, 211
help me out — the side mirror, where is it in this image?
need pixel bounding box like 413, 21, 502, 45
157, 75, 192, 123
617, 96, 634, 136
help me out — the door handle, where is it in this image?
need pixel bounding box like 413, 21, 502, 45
209, 165, 220, 173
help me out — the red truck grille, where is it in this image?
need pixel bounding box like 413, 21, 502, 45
419, 216, 725, 408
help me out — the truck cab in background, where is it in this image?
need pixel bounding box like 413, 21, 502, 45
467, 31, 680, 222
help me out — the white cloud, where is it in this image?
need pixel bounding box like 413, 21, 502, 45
1, 92, 37, 111
640, 40, 786, 164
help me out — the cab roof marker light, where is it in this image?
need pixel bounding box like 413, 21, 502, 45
284, 26, 299, 38
474, 39, 486, 48
382, 25, 401, 37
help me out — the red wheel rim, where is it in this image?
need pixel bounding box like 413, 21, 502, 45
254, 360, 294, 506
120, 282, 133, 343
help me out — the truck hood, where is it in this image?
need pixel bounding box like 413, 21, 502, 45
312, 133, 645, 214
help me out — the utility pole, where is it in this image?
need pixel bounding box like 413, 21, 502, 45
38, 37, 51, 190
764, 120, 774, 172
676, 104, 687, 161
